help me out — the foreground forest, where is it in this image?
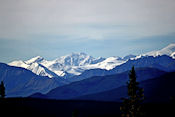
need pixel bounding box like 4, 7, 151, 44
0, 67, 175, 117
0, 98, 175, 117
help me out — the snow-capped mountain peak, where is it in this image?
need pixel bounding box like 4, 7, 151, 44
131, 43, 175, 60
54, 52, 95, 66
146, 43, 175, 57
123, 54, 136, 60
92, 56, 126, 70
163, 43, 175, 50
25, 56, 44, 64
9, 60, 29, 68
8, 52, 127, 78
171, 52, 175, 59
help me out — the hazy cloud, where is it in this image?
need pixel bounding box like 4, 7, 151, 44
0, 0, 175, 40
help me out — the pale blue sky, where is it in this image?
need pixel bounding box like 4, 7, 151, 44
0, 0, 175, 63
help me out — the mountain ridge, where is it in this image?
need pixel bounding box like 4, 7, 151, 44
8, 53, 126, 78
8, 43, 175, 78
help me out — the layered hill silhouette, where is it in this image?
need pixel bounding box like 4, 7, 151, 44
75, 71, 175, 102
31, 67, 166, 100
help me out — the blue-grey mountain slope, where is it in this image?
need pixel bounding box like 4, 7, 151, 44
31, 68, 166, 99
76, 71, 175, 102
0, 63, 69, 97
111, 55, 175, 73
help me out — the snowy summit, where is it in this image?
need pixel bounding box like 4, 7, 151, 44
8, 44, 175, 78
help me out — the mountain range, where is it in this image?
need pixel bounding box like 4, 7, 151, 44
8, 53, 127, 78
8, 44, 175, 79
1, 43, 175, 98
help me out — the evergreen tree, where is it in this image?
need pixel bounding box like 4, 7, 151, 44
0, 81, 5, 98
120, 66, 144, 117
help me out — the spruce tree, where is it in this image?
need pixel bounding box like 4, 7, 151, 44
0, 81, 5, 98
120, 66, 144, 117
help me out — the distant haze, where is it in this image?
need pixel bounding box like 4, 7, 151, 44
0, 0, 175, 62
